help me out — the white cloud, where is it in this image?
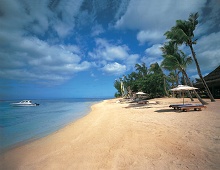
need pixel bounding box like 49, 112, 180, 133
116, 0, 206, 30
125, 54, 140, 69
68, 61, 91, 72
190, 73, 200, 82
139, 44, 164, 67
115, 0, 206, 44
114, 0, 130, 21
91, 24, 105, 36
0, 0, 83, 38
113, 0, 218, 78
90, 38, 129, 61
137, 30, 165, 44
192, 31, 220, 73
1, 0, 218, 87
88, 38, 139, 74
53, 22, 73, 38
145, 44, 163, 56
102, 62, 126, 75
196, 0, 220, 36
0, 36, 91, 83
0, 0, 93, 85
173, 31, 220, 79
141, 56, 163, 68
47, 0, 84, 37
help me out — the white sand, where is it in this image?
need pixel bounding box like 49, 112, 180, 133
1, 98, 220, 170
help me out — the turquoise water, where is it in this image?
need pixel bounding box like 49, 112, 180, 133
0, 98, 104, 151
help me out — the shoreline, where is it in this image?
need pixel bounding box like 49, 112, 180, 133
1, 98, 220, 169
1, 99, 104, 153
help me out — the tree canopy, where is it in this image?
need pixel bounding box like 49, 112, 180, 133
114, 62, 167, 98
114, 12, 214, 103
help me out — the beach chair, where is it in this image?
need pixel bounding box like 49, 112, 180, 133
169, 104, 192, 110
178, 104, 207, 112
138, 100, 149, 104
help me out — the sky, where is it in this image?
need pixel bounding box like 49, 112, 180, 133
0, 0, 220, 100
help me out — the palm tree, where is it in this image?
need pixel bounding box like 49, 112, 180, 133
150, 62, 168, 97
135, 63, 148, 77
114, 79, 122, 97
149, 62, 163, 74
167, 71, 179, 88
123, 72, 139, 95
161, 42, 207, 104
164, 12, 215, 102
166, 71, 179, 97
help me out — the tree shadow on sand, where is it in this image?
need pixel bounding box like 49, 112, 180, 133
124, 103, 149, 108
154, 109, 181, 113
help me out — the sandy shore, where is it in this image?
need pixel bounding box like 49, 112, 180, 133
1, 97, 220, 170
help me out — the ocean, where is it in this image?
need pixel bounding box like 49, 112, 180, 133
0, 98, 105, 151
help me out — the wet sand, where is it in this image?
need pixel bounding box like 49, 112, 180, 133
1, 98, 220, 170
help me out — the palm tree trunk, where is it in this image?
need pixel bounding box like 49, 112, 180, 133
182, 68, 208, 105
189, 45, 215, 102
182, 73, 194, 101
176, 70, 179, 86
163, 76, 169, 97
175, 71, 182, 98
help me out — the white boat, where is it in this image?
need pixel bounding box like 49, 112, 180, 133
11, 100, 39, 107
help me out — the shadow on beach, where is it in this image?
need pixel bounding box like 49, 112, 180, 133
124, 103, 149, 108
154, 109, 180, 113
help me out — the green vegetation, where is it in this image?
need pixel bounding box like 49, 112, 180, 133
114, 12, 215, 102
114, 62, 167, 98
164, 12, 215, 102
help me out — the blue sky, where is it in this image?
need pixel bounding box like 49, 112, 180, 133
0, 0, 220, 100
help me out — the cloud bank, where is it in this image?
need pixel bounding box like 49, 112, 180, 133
0, 0, 219, 86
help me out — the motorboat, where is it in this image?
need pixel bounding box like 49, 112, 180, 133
11, 100, 40, 107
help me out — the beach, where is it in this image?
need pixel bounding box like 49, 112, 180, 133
1, 98, 220, 170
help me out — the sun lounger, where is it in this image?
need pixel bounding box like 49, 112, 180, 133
178, 104, 207, 112
169, 104, 192, 110
138, 100, 149, 104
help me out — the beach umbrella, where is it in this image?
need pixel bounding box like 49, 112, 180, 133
136, 92, 146, 95
136, 92, 146, 99
170, 85, 198, 104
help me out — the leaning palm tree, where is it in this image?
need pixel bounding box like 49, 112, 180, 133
161, 42, 180, 85
161, 42, 207, 104
164, 12, 215, 102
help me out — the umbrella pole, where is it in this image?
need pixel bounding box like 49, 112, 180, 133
183, 91, 184, 105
